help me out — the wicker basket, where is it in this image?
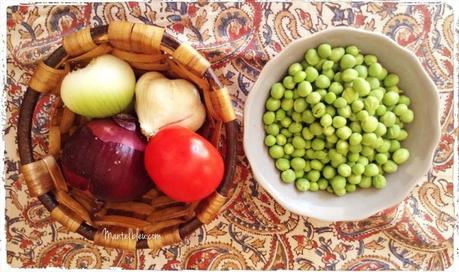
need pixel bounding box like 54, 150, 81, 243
17, 21, 238, 251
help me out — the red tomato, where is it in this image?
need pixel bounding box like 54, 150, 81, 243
144, 126, 224, 202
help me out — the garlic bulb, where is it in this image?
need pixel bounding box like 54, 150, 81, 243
135, 72, 206, 137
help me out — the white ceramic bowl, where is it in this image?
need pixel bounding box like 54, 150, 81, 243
244, 27, 440, 222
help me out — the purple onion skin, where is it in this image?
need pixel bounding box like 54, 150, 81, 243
61, 117, 153, 202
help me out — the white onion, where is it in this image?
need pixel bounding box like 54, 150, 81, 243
61, 54, 136, 118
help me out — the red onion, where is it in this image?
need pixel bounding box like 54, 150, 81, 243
61, 116, 153, 202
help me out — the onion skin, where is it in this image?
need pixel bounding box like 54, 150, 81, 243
61, 117, 152, 202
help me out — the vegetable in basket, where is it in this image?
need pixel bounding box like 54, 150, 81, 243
60, 54, 136, 118
60, 116, 153, 202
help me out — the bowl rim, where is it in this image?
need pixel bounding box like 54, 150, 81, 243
243, 27, 441, 222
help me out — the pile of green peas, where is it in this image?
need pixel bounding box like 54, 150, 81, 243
263, 43, 414, 196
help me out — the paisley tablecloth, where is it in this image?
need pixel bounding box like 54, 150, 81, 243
5, 1, 456, 270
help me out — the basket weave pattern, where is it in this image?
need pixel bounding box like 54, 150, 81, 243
18, 21, 238, 251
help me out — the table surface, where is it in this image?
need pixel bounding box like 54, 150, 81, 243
4, 1, 455, 270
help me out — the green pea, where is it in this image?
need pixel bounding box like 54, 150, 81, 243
312, 103, 326, 118
301, 110, 315, 124
400, 109, 414, 123
353, 78, 371, 96
345, 45, 359, 56
340, 54, 356, 69
386, 125, 401, 139
292, 136, 306, 149
309, 122, 323, 136
398, 95, 411, 106
331, 176, 346, 190
306, 92, 321, 105
318, 43, 332, 58
310, 159, 323, 170
319, 114, 332, 127
383, 91, 399, 106
323, 165, 336, 179
335, 188, 347, 196
337, 164, 352, 177
266, 123, 280, 135
366, 77, 380, 90
305, 66, 319, 82
330, 47, 345, 62
284, 143, 294, 155
327, 134, 338, 144
397, 129, 408, 141
276, 134, 287, 145
322, 60, 334, 70
305, 48, 320, 65
349, 133, 363, 145
359, 176, 372, 188
275, 158, 290, 171
332, 97, 346, 109
307, 170, 321, 182
375, 105, 387, 116
315, 75, 331, 89
291, 112, 302, 123
336, 126, 352, 140
386, 86, 400, 93
283, 75, 296, 89
281, 128, 292, 137
384, 73, 399, 87
382, 160, 398, 173
341, 68, 359, 82
291, 148, 306, 158
280, 117, 292, 128
361, 146, 375, 158
350, 121, 362, 133
364, 163, 379, 176
293, 98, 307, 112
338, 105, 352, 118
376, 139, 390, 153
290, 157, 305, 170
314, 150, 327, 161
376, 67, 388, 81
297, 81, 313, 97
302, 127, 314, 140
329, 116, 345, 129
264, 135, 276, 146
381, 112, 396, 127
346, 184, 357, 193
288, 63, 303, 76
305, 149, 315, 159
364, 55, 378, 65
369, 88, 385, 102
362, 116, 379, 133
336, 139, 349, 154
351, 162, 365, 175
368, 63, 383, 77
269, 145, 284, 159
284, 90, 294, 99
351, 100, 364, 113
289, 122, 303, 134
270, 83, 285, 99
309, 182, 319, 192
374, 123, 387, 137
372, 175, 387, 189
348, 174, 362, 185
357, 156, 369, 166
329, 82, 344, 95
389, 140, 400, 153
364, 96, 380, 115
263, 111, 275, 125
295, 169, 304, 178
295, 178, 310, 191
348, 152, 360, 162
393, 148, 410, 164
322, 92, 336, 105
281, 169, 296, 183
275, 109, 286, 121
266, 97, 281, 111
318, 179, 329, 190
354, 65, 368, 78
323, 69, 335, 81
292, 71, 306, 83
355, 54, 364, 65
281, 98, 293, 111
375, 153, 388, 165
342, 88, 358, 104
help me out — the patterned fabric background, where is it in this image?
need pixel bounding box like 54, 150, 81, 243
4, 1, 456, 270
